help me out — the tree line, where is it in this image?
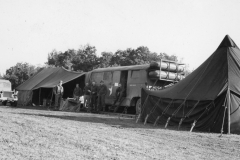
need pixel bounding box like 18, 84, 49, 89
1, 44, 182, 89
47, 44, 178, 72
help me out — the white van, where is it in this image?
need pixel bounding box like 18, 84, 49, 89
0, 79, 17, 106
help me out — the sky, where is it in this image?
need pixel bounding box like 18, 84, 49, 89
1, 0, 240, 74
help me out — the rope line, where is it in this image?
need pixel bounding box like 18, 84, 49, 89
153, 100, 173, 126
185, 101, 200, 118
149, 98, 161, 114
172, 100, 186, 116
196, 102, 214, 121
230, 104, 240, 115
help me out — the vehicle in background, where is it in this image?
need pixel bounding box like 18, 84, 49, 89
0, 79, 18, 106
85, 60, 185, 114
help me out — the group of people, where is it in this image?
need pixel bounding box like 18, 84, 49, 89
54, 80, 125, 113
83, 81, 108, 113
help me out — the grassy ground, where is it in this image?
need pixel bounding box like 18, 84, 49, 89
0, 105, 240, 160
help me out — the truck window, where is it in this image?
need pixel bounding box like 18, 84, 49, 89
131, 70, 140, 78
103, 72, 113, 81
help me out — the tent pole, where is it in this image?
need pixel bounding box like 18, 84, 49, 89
39, 88, 41, 106
228, 88, 231, 134
49, 88, 54, 110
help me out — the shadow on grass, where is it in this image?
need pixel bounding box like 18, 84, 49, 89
5, 105, 191, 131
17, 113, 190, 132
18, 112, 152, 129
2, 105, 49, 111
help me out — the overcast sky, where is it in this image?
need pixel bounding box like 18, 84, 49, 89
1, 0, 240, 74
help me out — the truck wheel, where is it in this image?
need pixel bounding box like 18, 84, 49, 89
135, 98, 141, 115
2, 101, 7, 106
11, 102, 17, 107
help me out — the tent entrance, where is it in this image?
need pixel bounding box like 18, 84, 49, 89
32, 74, 86, 106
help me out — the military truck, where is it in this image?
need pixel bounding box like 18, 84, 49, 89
85, 60, 185, 114
0, 79, 17, 106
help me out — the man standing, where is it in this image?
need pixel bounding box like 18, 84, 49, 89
97, 80, 108, 112
112, 83, 125, 112
83, 82, 91, 109
90, 81, 98, 112
54, 80, 64, 110
73, 84, 82, 101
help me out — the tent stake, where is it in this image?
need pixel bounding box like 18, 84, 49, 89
153, 100, 173, 127
144, 114, 149, 125
136, 95, 149, 123
178, 118, 184, 130
144, 99, 160, 125
153, 116, 160, 126
190, 120, 197, 132
165, 117, 171, 129
136, 114, 141, 123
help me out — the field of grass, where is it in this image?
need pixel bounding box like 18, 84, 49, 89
0, 105, 240, 160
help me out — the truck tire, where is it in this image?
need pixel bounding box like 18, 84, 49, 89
2, 101, 7, 106
11, 102, 17, 107
135, 98, 141, 115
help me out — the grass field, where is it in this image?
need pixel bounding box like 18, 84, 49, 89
0, 105, 240, 160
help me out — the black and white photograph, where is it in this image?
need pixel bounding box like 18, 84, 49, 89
0, 0, 240, 159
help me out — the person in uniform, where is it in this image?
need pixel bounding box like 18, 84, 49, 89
90, 81, 98, 112
54, 80, 64, 110
112, 83, 125, 112
97, 80, 108, 112
73, 84, 82, 101
83, 82, 91, 110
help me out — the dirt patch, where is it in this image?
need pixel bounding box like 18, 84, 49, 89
0, 105, 240, 160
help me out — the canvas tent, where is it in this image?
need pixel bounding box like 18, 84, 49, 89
141, 35, 240, 134
16, 67, 85, 106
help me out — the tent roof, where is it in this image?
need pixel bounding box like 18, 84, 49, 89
144, 35, 240, 101
16, 67, 85, 91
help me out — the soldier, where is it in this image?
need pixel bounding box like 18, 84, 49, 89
112, 83, 125, 112
90, 81, 98, 112
54, 80, 64, 110
97, 80, 108, 112
73, 84, 82, 101
83, 82, 91, 109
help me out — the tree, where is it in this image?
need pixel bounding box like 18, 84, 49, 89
98, 52, 114, 68
108, 46, 179, 67
3, 62, 42, 89
45, 44, 182, 72
71, 44, 100, 72
46, 45, 100, 72
47, 49, 76, 70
